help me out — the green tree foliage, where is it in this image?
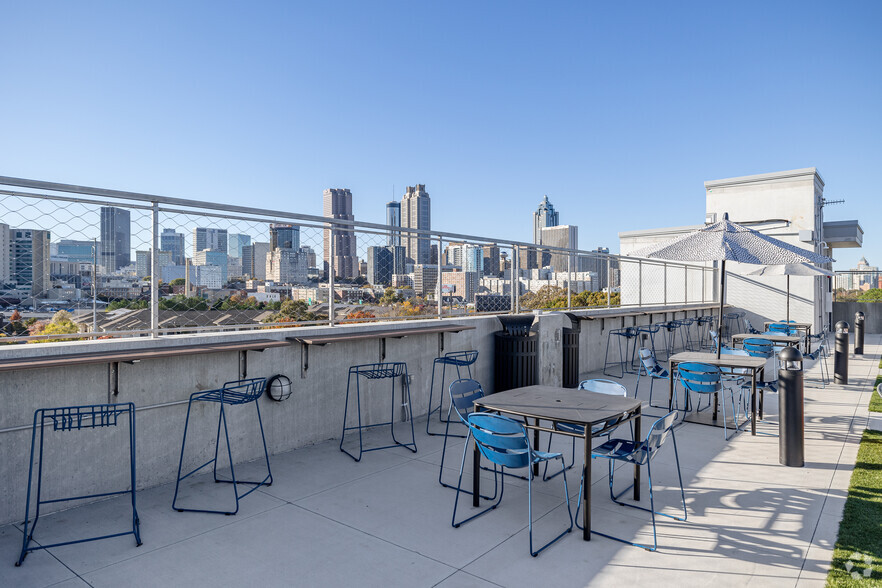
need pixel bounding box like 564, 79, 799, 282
158, 295, 208, 311
169, 278, 186, 286
263, 299, 319, 323
28, 310, 81, 342
379, 287, 404, 305
857, 288, 882, 303
107, 299, 149, 311
520, 286, 621, 310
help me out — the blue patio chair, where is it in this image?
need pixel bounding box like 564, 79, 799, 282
767, 322, 799, 337
742, 337, 779, 392
803, 343, 829, 388
173, 378, 272, 515
451, 413, 574, 556
438, 378, 500, 499
719, 347, 752, 425
677, 363, 739, 440
542, 378, 628, 481
16, 403, 141, 566
603, 326, 638, 378
635, 347, 671, 410
426, 350, 479, 437
582, 410, 686, 551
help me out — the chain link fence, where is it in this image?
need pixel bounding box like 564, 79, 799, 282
0, 177, 717, 343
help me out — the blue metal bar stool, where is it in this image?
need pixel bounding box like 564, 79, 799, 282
722, 312, 742, 342
173, 378, 272, 515
630, 323, 660, 372
17, 403, 141, 566
426, 350, 479, 437
603, 326, 638, 378
658, 321, 681, 360
697, 315, 716, 350
340, 362, 417, 461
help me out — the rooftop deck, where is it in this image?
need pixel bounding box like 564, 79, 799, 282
2, 337, 878, 588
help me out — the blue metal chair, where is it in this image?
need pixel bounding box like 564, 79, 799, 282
767, 322, 798, 337
742, 337, 779, 392
339, 362, 417, 462
603, 326, 638, 377
635, 347, 672, 410
173, 378, 272, 515
584, 411, 686, 551
451, 413, 574, 556
743, 318, 762, 335
719, 347, 752, 425
426, 350, 479, 437
17, 403, 141, 566
438, 378, 500, 499
677, 362, 738, 440
803, 343, 829, 388
542, 379, 628, 481
630, 323, 660, 371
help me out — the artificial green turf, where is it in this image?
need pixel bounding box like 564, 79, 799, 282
827, 429, 882, 586
869, 373, 882, 413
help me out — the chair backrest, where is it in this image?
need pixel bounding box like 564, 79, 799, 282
467, 413, 530, 469
578, 378, 627, 397
638, 348, 664, 376
742, 337, 774, 358
443, 350, 479, 366
222, 378, 267, 403
719, 347, 751, 375
708, 329, 719, 345
767, 322, 790, 334
640, 410, 679, 463
448, 379, 485, 424
678, 362, 722, 394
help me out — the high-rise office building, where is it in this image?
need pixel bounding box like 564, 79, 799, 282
540, 225, 578, 272
412, 264, 438, 297
386, 201, 401, 247
11, 228, 50, 295
192, 227, 227, 257
532, 195, 559, 244
366, 246, 393, 286
266, 248, 308, 284
577, 247, 616, 290
100, 206, 131, 271
192, 249, 228, 285
228, 233, 252, 259
482, 244, 500, 277
270, 224, 299, 251
0, 223, 9, 285
161, 229, 185, 265
401, 184, 431, 265
242, 242, 271, 280
322, 188, 358, 279
388, 245, 406, 275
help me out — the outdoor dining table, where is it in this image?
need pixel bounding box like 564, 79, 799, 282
473, 385, 642, 541
668, 352, 767, 435
731, 332, 802, 349
763, 321, 812, 352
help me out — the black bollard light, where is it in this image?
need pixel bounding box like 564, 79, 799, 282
855, 311, 865, 356
834, 320, 849, 385
778, 346, 804, 467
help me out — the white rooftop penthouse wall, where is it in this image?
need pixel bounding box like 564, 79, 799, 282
704, 168, 830, 330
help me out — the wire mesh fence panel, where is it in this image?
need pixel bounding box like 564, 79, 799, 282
1, 179, 726, 344
834, 271, 881, 301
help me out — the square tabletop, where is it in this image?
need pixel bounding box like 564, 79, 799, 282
668, 352, 767, 370
764, 321, 811, 329
731, 332, 801, 345
475, 385, 641, 427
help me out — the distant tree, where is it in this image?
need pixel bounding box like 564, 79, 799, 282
10, 309, 21, 322
345, 309, 376, 323
169, 278, 186, 286
857, 288, 882, 303
28, 310, 81, 342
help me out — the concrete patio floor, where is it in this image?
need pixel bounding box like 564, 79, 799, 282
2, 336, 879, 588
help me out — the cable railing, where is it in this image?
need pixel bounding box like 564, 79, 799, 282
0, 176, 718, 343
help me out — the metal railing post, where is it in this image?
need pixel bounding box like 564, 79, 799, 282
663, 262, 667, 306
638, 259, 643, 308
328, 226, 335, 326
567, 251, 572, 310
702, 266, 706, 303
684, 264, 688, 305
607, 256, 611, 308
512, 245, 519, 313
437, 235, 443, 319
151, 203, 159, 337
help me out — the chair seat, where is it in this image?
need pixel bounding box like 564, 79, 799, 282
194, 388, 255, 405
532, 450, 564, 462
593, 438, 640, 462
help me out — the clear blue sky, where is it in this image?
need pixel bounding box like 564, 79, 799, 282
2, 1, 879, 269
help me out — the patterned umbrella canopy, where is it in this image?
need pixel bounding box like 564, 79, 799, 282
745, 263, 834, 322
629, 213, 834, 356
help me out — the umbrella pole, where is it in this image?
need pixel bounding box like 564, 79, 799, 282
718, 259, 726, 359
786, 274, 790, 323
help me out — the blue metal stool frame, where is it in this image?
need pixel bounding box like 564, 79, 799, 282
630, 324, 660, 372
580, 411, 686, 551
603, 326, 638, 378
451, 413, 573, 557
17, 403, 141, 566
173, 378, 272, 515
340, 362, 417, 461
426, 350, 479, 437
696, 315, 715, 350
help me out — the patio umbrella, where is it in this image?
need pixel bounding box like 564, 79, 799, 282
745, 263, 834, 323
630, 213, 834, 358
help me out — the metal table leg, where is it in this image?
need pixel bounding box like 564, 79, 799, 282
583, 431, 591, 540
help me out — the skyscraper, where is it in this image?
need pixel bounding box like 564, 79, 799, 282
270, 224, 299, 251
0, 223, 9, 285
242, 242, 271, 280
482, 244, 500, 277
192, 228, 227, 257
100, 206, 131, 271
366, 246, 393, 286
532, 195, 559, 244
192, 249, 229, 285
160, 229, 185, 265
228, 233, 252, 259
11, 228, 50, 295
401, 184, 431, 265
386, 201, 401, 247
540, 225, 578, 272
322, 188, 358, 279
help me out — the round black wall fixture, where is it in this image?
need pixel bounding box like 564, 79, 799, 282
266, 374, 292, 402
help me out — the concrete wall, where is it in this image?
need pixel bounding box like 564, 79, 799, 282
0, 304, 717, 525
833, 302, 882, 333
